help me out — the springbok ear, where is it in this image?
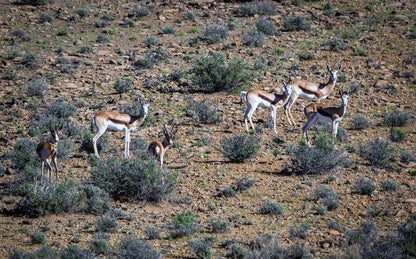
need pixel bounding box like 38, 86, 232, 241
337, 64, 342, 71
347, 88, 351, 96
147, 98, 152, 103
338, 89, 343, 97
136, 95, 143, 103
326, 64, 330, 71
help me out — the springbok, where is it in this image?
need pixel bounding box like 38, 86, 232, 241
148, 124, 178, 167
91, 96, 151, 158
302, 89, 350, 146
36, 126, 59, 183
284, 64, 342, 126
241, 82, 293, 134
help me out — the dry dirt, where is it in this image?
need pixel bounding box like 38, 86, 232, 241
0, 0, 415, 258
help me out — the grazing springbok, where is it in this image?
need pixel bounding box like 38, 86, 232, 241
284, 64, 342, 126
91, 96, 151, 158
241, 82, 293, 134
148, 124, 178, 167
36, 126, 59, 183
302, 89, 350, 146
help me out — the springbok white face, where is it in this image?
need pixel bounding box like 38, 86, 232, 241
138, 97, 151, 116
328, 64, 341, 82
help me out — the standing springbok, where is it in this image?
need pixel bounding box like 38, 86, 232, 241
284, 64, 342, 126
302, 89, 350, 146
241, 82, 293, 134
36, 126, 59, 183
91, 96, 151, 158
148, 124, 178, 167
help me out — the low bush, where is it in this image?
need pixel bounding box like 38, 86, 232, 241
346, 221, 379, 247
30, 231, 46, 244
203, 23, 229, 44
100, 13, 114, 21
188, 236, 216, 259
283, 244, 311, 259
162, 26, 175, 34
26, 78, 49, 97
360, 138, 395, 168
322, 39, 349, 51
118, 237, 161, 259
380, 180, 398, 192
91, 238, 110, 255
82, 184, 112, 215
57, 28, 70, 36
227, 243, 247, 258
9, 246, 58, 258
353, 178, 376, 195
312, 186, 340, 211
186, 99, 221, 124
130, 6, 151, 19
351, 115, 372, 130
221, 134, 260, 163
234, 177, 255, 192
9, 138, 39, 170
382, 110, 414, 127
210, 217, 231, 233
96, 213, 119, 233
243, 27, 265, 47
91, 157, 177, 202
289, 223, 311, 239
78, 45, 92, 53
40, 13, 53, 23
217, 186, 237, 198
288, 134, 346, 175
299, 52, 315, 60
235, 1, 278, 17
11, 29, 31, 41
283, 16, 311, 31
390, 127, 407, 142
21, 53, 37, 67
169, 211, 200, 238
143, 36, 159, 47
189, 53, 254, 93
145, 225, 161, 240
57, 138, 75, 159
256, 18, 280, 36
322, 2, 334, 16
400, 150, 416, 164
114, 77, 133, 94
259, 199, 284, 216
60, 245, 94, 259
74, 8, 89, 18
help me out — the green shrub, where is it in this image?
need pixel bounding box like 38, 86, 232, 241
118, 237, 160, 259
227, 243, 247, 258
408, 26, 416, 39
221, 134, 260, 163
289, 223, 311, 239
80, 131, 108, 155
312, 186, 340, 211
21, 53, 37, 67
351, 115, 372, 130
30, 231, 46, 244
143, 36, 159, 47
247, 235, 284, 258
203, 24, 229, 44
243, 27, 265, 47
78, 45, 92, 53
256, 18, 280, 36
57, 28, 70, 36
397, 218, 416, 256
284, 244, 311, 259
169, 211, 200, 238
322, 2, 333, 16
400, 150, 415, 164
11, 29, 31, 41
353, 46, 369, 56
390, 127, 407, 142
190, 53, 254, 93
91, 157, 177, 202
382, 110, 414, 127
189, 236, 216, 259
283, 16, 311, 31
217, 186, 237, 198
145, 225, 161, 239
123, 18, 135, 28
38, 97, 77, 129
130, 6, 151, 19
313, 205, 327, 215
183, 12, 196, 21
347, 221, 378, 247
40, 13, 53, 23
96, 214, 119, 233
9, 246, 59, 258
353, 178, 376, 195
90, 238, 110, 255
322, 39, 348, 51
9, 138, 38, 170
74, 8, 89, 18
210, 217, 230, 233
234, 177, 255, 192
259, 199, 284, 216
186, 99, 221, 124
114, 77, 133, 94
381, 180, 398, 192
299, 52, 315, 60
236, 1, 278, 16
162, 26, 175, 34
288, 135, 346, 175
57, 138, 75, 159
360, 138, 395, 168
82, 185, 112, 215
100, 13, 114, 21
94, 20, 109, 28
60, 245, 94, 259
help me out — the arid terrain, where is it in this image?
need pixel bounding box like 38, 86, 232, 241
0, 0, 415, 258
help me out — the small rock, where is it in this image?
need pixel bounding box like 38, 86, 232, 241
396, 210, 407, 217
321, 242, 330, 248
329, 229, 341, 235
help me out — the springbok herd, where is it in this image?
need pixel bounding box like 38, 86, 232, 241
36, 63, 349, 183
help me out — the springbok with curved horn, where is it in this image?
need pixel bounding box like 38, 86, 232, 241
284, 64, 342, 126
91, 96, 151, 158
302, 89, 350, 146
148, 124, 178, 167
36, 126, 60, 183
241, 82, 293, 134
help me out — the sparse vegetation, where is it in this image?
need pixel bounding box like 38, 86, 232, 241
114, 77, 133, 94
169, 211, 200, 238
243, 27, 265, 47
189, 236, 216, 259
203, 23, 229, 44
118, 237, 161, 259
259, 199, 284, 216
186, 99, 221, 124
390, 127, 407, 142
353, 178, 376, 195
236, 1, 278, 17
221, 134, 260, 163
360, 138, 395, 168
382, 110, 414, 127
283, 16, 311, 31
289, 223, 311, 239
351, 115, 372, 130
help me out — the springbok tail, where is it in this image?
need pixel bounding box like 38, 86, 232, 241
90, 116, 95, 133
240, 91, 247, 104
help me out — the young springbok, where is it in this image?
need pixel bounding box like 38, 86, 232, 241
148, 124, 178, 167
36, 126, 59, 183
241, 82, 293, 134
302, 89, 350, 146
284, 64, 342, 126
91, 96, 151, 158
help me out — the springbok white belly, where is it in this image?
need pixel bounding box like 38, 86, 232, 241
107, 121, 127, 131
299, 92, 318, 100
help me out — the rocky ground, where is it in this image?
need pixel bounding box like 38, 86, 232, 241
0, 0, 415, 258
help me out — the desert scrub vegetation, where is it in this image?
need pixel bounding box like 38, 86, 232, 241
235, 1, 278, 17
189, 53, 254, 93
203, 23, 229, 44
248, 235, 311, 258
312, 186, 340, 211
74, 8, 89, 18
243, 27, 265, 47
95, 213, 119, 233
283, 16, 311, 31
91, 157, 177, 202
259, 199, 284, 216
360, 138, 395, 168
221, 134, 260, 163
129, 5, 151, 20
145, 225, 161, 240
186, 99, 221, 124
382, 109, 414, 127
353, 177, 376, 195
209, 217, 231, 233
189, 236, 216, 259
287, 133, 346, 175
162, 26, 175, 34
390, 127, 407, 142
113, 77, 133, 94
256, 17, 281, 36
168, 211, 200, 238
8, 138, 39, 170
351, 115, 372, 130
118, 237, 161, 259
143, 36, 159, 47
289, 223, 311, 239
